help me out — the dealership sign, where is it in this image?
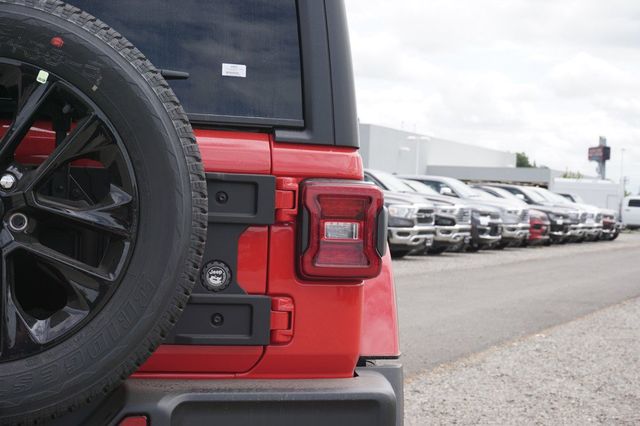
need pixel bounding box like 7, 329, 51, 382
588, 145, 611, 162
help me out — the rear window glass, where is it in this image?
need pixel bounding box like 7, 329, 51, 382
629, 199, 640, 207
74, 0, 304, 126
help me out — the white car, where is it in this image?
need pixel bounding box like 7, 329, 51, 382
622, 196, 640, 229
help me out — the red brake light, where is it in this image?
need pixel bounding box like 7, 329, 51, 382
299, 180, 385, 280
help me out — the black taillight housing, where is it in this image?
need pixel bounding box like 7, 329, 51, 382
299, 180, 386, 280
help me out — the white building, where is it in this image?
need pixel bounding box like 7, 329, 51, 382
359, 124, 623, 210
359, 123, 516, 174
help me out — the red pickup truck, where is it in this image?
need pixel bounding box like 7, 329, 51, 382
0, 1, 402, 425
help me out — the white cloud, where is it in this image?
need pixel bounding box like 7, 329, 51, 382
548, 53, 637, 98
345, 0, 640, 193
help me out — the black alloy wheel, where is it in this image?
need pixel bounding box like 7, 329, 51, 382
0, 59, 138, 363
0, 1, 207, 423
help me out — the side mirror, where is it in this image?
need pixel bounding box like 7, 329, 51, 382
515, 193, 525, 201
440, 187, 455, 197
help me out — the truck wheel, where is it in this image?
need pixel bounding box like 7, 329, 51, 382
466, 243, 480, 253
0, 1, 207, 423
390, 249, 412, 259
427, 246, 447, 255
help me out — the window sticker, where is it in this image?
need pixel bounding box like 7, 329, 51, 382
36, 70, 50, 84
221, 63, 247, 78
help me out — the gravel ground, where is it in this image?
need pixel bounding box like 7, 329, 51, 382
405, 297, 640, 425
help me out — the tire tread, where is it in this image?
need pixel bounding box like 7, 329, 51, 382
0, 0, 208, 423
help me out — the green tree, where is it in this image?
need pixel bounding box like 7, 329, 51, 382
516, 152, 533, 168
562, 170, 584, 179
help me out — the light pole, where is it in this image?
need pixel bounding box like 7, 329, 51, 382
621, 148, 626, 194
406, 135, 431, 174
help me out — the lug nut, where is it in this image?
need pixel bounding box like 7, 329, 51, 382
0, 173, 16, 190
8, 213, 28, 232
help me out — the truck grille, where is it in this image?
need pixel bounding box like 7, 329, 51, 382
417, 209, 435, 225
489, 211, 500, 220
435, 215, 455, 226
456, 208, 471, 224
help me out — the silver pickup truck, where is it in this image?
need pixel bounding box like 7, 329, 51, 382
383, 191, 437, 258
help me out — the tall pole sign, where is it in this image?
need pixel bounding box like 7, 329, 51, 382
588, 136, 611, 179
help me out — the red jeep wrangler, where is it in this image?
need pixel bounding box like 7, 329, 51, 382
0, 1, 402, 425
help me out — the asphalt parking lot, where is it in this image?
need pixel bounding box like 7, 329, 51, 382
394, 232, 640, 424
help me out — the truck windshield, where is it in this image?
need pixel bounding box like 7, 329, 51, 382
484, 186, 522, 202
442, 178, 478, 199
520, 188, 548, 204
74, 0, 304, 126
403, 179, 440, 196
531, 188, 572, 205
372, 171, 415, 193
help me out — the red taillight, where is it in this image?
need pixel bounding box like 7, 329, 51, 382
118, 416, 148, 426
299, 180, 385, 280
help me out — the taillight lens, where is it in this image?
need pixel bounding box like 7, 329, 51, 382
299, 180, 386, 280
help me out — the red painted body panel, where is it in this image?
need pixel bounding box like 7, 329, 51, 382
3, 123, 398, 378
359, 249, 400, 357
271, 142, 363, 180
236, 226, 269, 294
3, 121, 60, 164
135, 346, 264, 375
238, 224, 364, 378
196, 129, 271, 174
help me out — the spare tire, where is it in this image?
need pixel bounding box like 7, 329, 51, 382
0, 1, 207, 423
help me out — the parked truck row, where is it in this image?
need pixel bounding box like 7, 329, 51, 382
364, 170, 622, 258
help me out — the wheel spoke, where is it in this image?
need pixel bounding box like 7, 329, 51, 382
37, 257, 101, 310
0, 257, 40, 359
30, 184, 134, 237
19, 113, 101, 191
0, 80, 57, 163
9, 239, 115, 283
20, 306, 89, 345
0, 61, 139, 363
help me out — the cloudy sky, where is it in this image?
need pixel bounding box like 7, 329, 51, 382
345, 0, 640, 193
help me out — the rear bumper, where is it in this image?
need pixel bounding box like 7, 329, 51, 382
62, 364, 404, 426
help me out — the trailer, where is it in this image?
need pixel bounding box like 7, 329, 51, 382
550, 178, 623, 211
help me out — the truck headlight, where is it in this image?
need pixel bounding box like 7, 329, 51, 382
436, 206, 456, 215
388, 205, 417, 219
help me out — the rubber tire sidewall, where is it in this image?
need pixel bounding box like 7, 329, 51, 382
0, 4, 201, 420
